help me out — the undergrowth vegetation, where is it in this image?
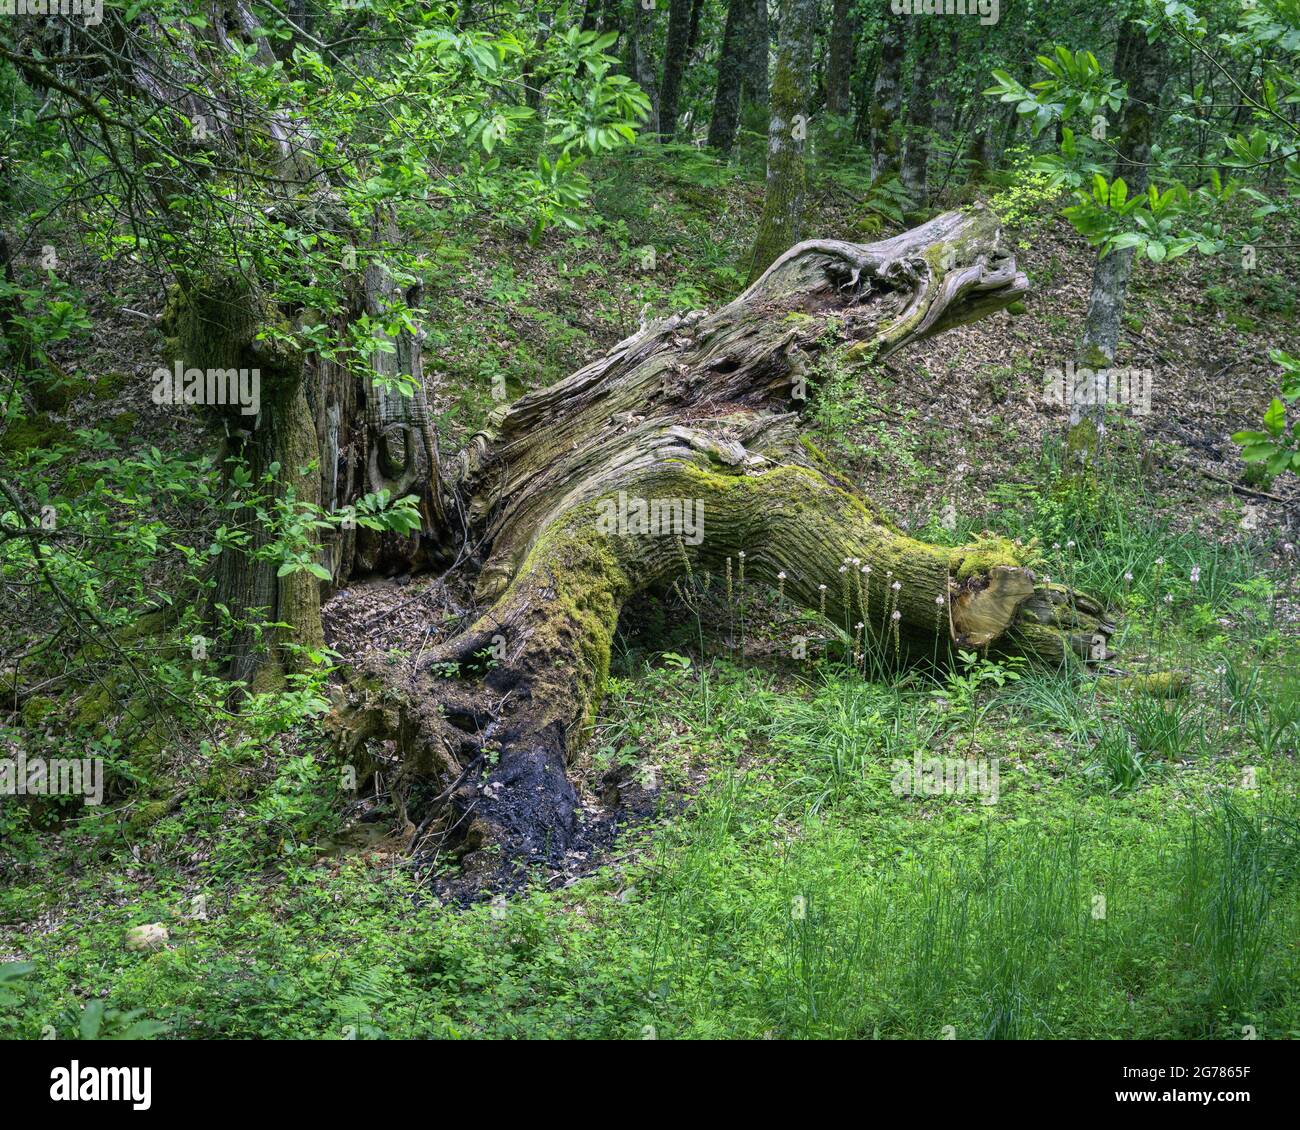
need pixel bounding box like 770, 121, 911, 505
4, 420, 1298, 1037
3, 0, 1299, 1040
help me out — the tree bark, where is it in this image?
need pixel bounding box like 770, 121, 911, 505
741, 0, 770, 109
687, 0, 706, 52
825, 0, 855, 117
707, 0, 749, 153
868, 8, 905, 183
900, 24, 937, 209
657, 0, 695, 140
599, 0, 621, 36
852, 36, 880, 144
1067, 19, 1166, 469
932, 24, 959, 141
17, 6, 451, 687
627, 0, 661, 135
746, 0, 819, 283
334, 207, 1113, 877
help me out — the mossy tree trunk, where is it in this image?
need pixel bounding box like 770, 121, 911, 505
337, 206, 1113, 873
159, 276, 324, 691
142, 2, 450, 689
746, 0, 820, 283
165, 232, 449, 690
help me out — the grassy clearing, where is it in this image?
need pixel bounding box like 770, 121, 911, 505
4, 632, 1297, 1039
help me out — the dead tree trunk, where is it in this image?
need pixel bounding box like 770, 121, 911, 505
336, 206, 1113, 875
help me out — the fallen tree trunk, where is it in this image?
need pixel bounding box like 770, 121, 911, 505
336, 206, 1113, 873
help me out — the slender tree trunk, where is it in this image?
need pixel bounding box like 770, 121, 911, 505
523, 16, 553, 113
853, 39, 879, 143
997, 102, 1020, 157
746, 0, 819, 283
687, 0, 706, 51
628, 0, 661, 135
741, 0, 769, 109
707, 0, 748, 152
1067, 19, 1166, 469
825, 0, 855, 117
932, 25, 958, 141
868, 9, 904, 182
964, 115, 997, 181
657, 0, 695, 141
900, 24, 937, 209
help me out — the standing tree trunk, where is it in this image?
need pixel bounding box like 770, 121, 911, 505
741, 0, 770, 109
6, 6, 452, 690
333, 206, 1112, 876
868, 8, 905, 183
687, 0, 706, 51
1067, 20, 1166, 470
599, 0, 621, 35
900, 24, 937, 210
825, 0, 855, 117
522, 15, 554, 113
165, 276, 326, 692
628, 0, 661, 135
932, 24, 959, 141
964, 114, 998, 181
708, 0, 750, 153
657, 0, 695, 141
746, 0, 819, 282
852, 38, 879, 143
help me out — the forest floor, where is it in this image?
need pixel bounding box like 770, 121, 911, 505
3, 141, 1300, 1039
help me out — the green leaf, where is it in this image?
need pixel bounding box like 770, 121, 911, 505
79, 1000, 105, 1041
1263, 397, 1286, 437
1238, 443, 1277, 463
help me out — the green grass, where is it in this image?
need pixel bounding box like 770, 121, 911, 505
4, 626, 1298, 1039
